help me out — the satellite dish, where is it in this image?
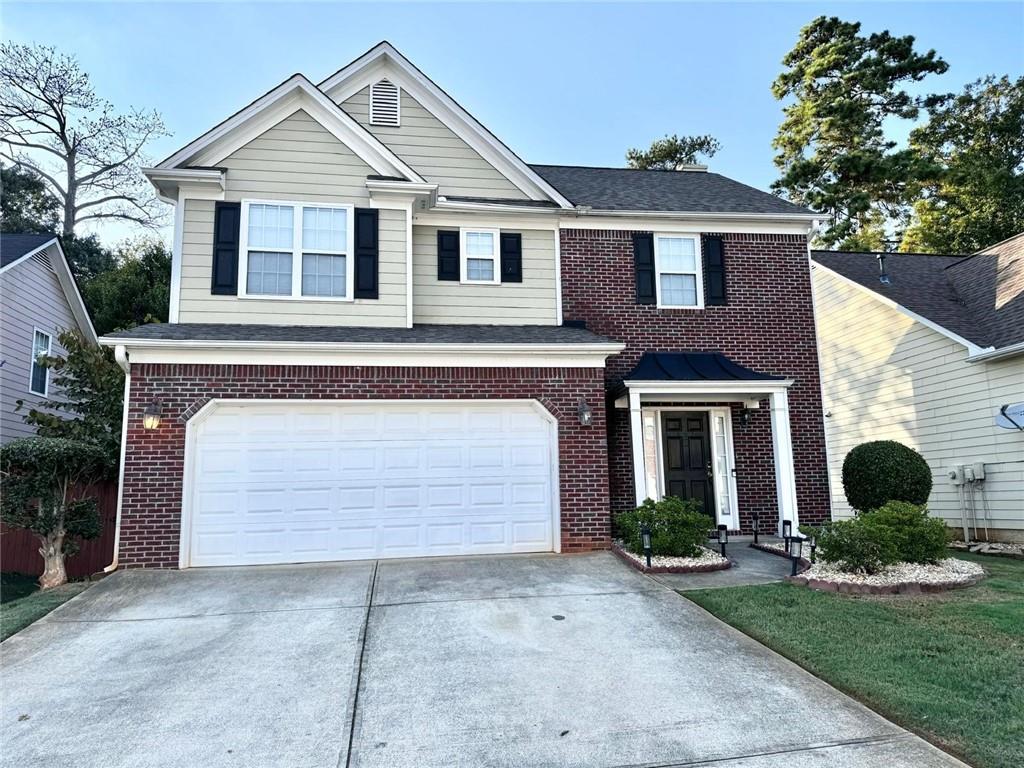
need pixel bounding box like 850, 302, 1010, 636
995, 403, 1024, 430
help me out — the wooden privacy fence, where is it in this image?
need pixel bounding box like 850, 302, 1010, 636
1, 480, 118, 578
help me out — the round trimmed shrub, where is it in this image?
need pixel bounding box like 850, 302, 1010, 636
842, 440, 932, 512
615, 496, 712, 558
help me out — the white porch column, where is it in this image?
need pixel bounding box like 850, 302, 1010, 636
768, 388, 799, 535
629, 389, 647, 506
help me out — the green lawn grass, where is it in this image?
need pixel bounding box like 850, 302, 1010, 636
683, 553, 1023, 768
1, 573, 91, 641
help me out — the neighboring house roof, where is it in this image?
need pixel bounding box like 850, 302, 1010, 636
0, 233, 56, 268
812, 235, 1024, 358
625, 352, 785, 382
103, 323, 614, 346
0, 234, 97, 344
530, 165, 814, 216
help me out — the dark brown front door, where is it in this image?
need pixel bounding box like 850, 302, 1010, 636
661, 412, 715, 518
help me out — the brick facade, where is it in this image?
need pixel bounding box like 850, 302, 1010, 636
560, 229, 831, 531
120, 364, 610, 568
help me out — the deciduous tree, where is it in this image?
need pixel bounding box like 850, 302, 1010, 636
0, 41, 168, 237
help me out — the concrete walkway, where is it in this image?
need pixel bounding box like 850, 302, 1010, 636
653, 537, 793, 591
1, 552, 966, 768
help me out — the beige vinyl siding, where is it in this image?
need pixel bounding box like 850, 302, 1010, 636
0, 255, 74, 443
177, 110, 408, 327
341, 86, 528, 199
411, 226, 557, 325
813, 265, 1024, 538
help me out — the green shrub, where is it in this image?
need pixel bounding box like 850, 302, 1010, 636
616, 496, 711, 558
815, 517, 900, 574
862, 501, 949, 564
842, 440, 933, 512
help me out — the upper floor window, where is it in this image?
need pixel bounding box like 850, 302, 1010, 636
240, 201, 353, 300
30, 329, 51, 396
655, 235, 704, 308
460, 228, 500, 284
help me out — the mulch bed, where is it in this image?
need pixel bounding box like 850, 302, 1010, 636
611, 541, 732, 574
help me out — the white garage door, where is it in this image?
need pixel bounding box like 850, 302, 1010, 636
184, 401, 558, 567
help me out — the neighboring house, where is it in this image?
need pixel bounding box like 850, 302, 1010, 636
100, 42, 829, 569
812, 233, 1024, 542
0, 234, 98, 443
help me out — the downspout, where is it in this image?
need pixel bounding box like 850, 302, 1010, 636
105, 344, 131, 573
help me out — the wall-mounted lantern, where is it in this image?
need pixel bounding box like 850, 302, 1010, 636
577, 399, 593, 427
142, 400, 163, 430
739, 408, 753, 427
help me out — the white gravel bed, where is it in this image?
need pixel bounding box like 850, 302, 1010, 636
614, 543, 729, 569
804, 557, 984, 586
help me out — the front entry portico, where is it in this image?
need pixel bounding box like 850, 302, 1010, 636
617, 352, 799, 535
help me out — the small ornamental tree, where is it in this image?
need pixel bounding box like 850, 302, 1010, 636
842, 440, 933, 512
1, 437, 106, 588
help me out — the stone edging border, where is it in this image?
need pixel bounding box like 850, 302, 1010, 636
785, 573, 984, 595
610, 542, 732, 574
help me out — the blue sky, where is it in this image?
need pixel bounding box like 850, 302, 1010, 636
4, 1, 1023, 244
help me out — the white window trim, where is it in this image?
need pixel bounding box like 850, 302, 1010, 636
29, 327, 52, 397
238, 199, 356, 302
654, 233, 705, 309
459, 227, 501, 285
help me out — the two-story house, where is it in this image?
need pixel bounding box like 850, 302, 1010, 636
101, 42, 830, 569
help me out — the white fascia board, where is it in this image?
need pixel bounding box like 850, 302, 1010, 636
967, 340, 1024, 363
624, 379, 794, 395
319, 43, 573, 208
99, 337, 625, 368
142, 168, 225, 205
156, 75, 425, 184
433, 199, 563, 216
811, 261, 993, 358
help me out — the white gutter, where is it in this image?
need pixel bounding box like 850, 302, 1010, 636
105, 345, 131, 573
575, 208, 822, 223
97, 337, 624, 355
967, 340, 1024, 363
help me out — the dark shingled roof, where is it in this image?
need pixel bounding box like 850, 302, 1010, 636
443, 195, 560, 208
812, 238, 1024, 350
0, 233, 57, 268
626, 352, 784, 382
529, 165, 812, 215
103, 323, 616, 345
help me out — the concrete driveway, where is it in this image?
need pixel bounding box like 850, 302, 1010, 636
1, 552, 965, 768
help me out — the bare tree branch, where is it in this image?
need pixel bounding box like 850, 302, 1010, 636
0, 41, 170, 236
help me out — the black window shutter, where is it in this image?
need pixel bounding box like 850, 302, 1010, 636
353, 208, 379, 299
211, 201, 241, 295
703, 235, 727, 305
499, 232, 522, 283
437, 230, 459, 281
633, 233, 656, 305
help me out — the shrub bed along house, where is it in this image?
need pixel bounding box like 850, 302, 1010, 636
612, 497, 730, 573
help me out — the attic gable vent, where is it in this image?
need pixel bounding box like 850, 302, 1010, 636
369, 78, 400, 127
30, 251, 53, 271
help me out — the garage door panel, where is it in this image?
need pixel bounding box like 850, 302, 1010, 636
187, 402, 556, 566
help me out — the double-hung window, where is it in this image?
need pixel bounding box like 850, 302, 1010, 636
460, 227, 500, 284
29, 329, 51, 396
240, 201, 354, 300
655, 235, 704, 308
